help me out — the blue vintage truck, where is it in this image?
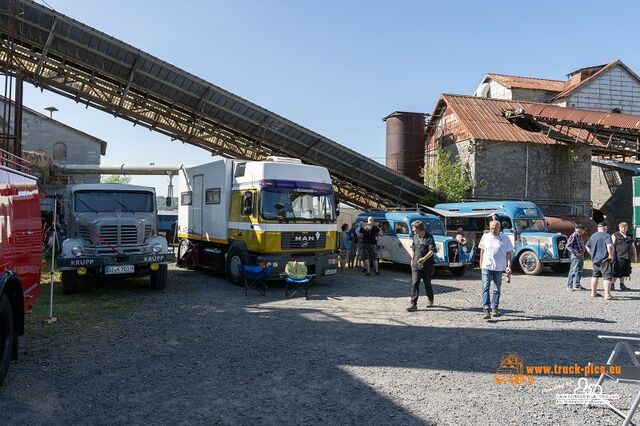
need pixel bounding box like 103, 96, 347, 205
434, 201, 570, 275
355, 211, 472, 276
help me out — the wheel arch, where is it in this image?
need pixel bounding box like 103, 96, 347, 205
0, 270, 25, 337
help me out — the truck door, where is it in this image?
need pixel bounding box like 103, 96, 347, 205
191, 174, 203, 235
392, 221, 412, 265
376, 219, 392, 261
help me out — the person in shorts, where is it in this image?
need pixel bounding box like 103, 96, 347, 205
586, 222, 614, 300
359, 217, 381, 276
612, 222, 637, 291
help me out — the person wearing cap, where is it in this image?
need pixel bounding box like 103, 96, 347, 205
566, 224, 587, 290
611, 222, 637, 291
586, 222, 615, 300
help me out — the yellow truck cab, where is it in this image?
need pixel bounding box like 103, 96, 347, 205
177, 156, 339, 282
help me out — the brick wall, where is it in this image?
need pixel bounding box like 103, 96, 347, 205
488, 80, 511, 99
565, 64, 640, 115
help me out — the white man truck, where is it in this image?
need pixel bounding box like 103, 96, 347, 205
177, 157, 339, 282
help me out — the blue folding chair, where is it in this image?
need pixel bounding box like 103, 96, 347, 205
284, 261, 312, 299
243, 264, 272, 296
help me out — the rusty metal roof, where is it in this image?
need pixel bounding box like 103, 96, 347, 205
427, 94, 562, 144
524, 103, 640, 130
486, 73, 566, 92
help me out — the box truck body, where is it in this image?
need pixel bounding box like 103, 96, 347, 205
178, 157, 339, 282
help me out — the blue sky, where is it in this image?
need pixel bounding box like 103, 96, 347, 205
23, 0, 640, 195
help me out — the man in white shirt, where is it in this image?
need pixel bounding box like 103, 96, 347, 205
478, 220, 513, 319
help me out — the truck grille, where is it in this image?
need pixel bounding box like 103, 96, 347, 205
99, 224, 139, 245
447, 240, 460, 263
281, 232, 326, 250
121, 225, 138, 245
556, 236, 569, 259
78, 225, 92, 243
144, 225, 152, 240
100, 225, 118, 245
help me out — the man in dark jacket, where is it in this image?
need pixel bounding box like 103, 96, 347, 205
407, 220, 437, 311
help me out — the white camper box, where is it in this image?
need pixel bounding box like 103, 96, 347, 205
178, 159, 234, 242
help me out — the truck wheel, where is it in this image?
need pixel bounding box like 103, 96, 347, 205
177, 239, 193, 267
550, 263, 570, 274
0, 293, 14, 386
61, 271, 80, 295
518, 251, 543, 275
449, 266, 466, 277
226, 248, 245, 286
150, 264, 168, 290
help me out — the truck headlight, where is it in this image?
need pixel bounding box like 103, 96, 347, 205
152, 243, 164, 254
71, 245, 84, 257
328, 258, 337, 265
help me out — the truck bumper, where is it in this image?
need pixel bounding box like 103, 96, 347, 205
57, 253, 174, 271
254, 252, 338, 278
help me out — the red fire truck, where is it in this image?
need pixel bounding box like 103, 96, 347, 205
0, 148, 42, 386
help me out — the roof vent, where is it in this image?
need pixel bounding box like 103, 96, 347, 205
265, 156, 302, 164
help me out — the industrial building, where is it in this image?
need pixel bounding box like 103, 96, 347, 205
0, 98, 107, 215
406, 59, 640, 225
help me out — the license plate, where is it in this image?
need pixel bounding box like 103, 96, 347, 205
560, 258, 571, 263
105, 265, 135, 275
325, 268, 337, 276
449, 262, 463, 267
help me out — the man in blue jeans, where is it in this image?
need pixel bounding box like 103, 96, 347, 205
478, 220, 513, 319
566, 224, 587, 290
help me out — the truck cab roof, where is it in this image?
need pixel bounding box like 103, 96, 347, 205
68, 183, 156, 193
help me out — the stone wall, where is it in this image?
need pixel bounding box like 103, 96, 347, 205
443, 140, 592, 216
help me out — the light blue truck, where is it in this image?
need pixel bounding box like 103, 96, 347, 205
356, 211, 472, 276
434, 201, 571, 275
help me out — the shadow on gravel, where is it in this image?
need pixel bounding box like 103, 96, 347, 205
3, 267, 633, 425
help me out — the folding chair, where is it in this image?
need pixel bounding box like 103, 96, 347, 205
284, 260, 311, 299
591, 335, 640, 426
243, 264, 272, 296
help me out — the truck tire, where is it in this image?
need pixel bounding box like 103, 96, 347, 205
550, 263, 570, 274
226, 248, 245, 286
150, 264, 168, 290
62, 271, 80, 295
0, 293, 14, 386
518, 251, 543, 275
449, 266, 466, 277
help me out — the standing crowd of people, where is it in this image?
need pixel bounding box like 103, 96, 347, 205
568, 221, 636, 300
337, 217, 636, 319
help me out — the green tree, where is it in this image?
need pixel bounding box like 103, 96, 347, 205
421, 147, 475, 203
101, 174, 132, 184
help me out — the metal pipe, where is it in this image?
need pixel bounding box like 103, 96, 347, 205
54, 164, 182, 175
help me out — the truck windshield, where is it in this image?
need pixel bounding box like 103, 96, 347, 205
515, 218, 547, 233
74, 191, 154, 213
421, 219, 445, 236
261, 190, 335, 221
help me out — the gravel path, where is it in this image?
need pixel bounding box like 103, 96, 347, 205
2, 264, 639, 425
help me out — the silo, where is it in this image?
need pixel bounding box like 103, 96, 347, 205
383, 111, 425, 182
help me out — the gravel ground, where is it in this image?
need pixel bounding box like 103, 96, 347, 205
2, 263, 640, 425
